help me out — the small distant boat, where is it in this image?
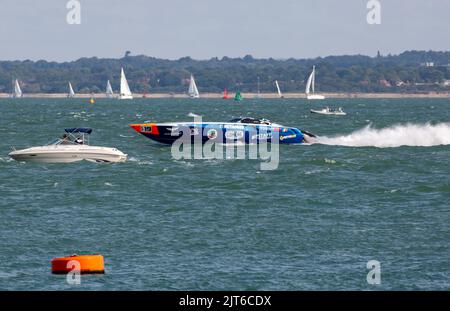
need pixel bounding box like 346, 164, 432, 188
68, 82, 75, 98
234, 91, 243, 101
306, 66, 325, 100
254, 76, 262, 99
275, 80, 284, 98
188, 74, 200, 98
9, 128, 127, 163
119, 68, 133, 100
222, 88, 229, 99
310, 107, 346, 116
13, 79, 22, 98
106, 80, 114, 98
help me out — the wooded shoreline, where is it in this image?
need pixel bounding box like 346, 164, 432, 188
1, 92, 449, 99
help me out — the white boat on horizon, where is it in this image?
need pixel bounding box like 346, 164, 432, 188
13, 79, 22, 98
119, 68, 133, 100
275, 80, 284, 98
106, 80, 114, 98
9, 128, 127, 163
68, 82, 75, 98
254, 76, 263, 99
188, 74, 200, 98
306, 66, 325, 100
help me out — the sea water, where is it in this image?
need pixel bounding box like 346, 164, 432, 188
0, 98, 449, 290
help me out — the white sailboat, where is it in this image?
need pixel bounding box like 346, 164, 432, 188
119, 68, 133, 100
68, 82, 75, 98
254, 76, 262, 99
106, 80, 114, 98
13, 79, 22, 98
305, 66, 325, 100
275, 80, 284, 98
188, 74, 200, 98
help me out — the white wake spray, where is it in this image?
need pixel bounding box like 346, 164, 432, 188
314, 123, 450, 148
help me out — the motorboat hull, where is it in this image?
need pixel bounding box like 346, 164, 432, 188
307, 94, 325, 100
130, 122, 314, 145
9, 146, 127, 163
310, 109, 346, 116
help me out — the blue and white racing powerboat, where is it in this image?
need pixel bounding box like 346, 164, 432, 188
130, 117, 316, 145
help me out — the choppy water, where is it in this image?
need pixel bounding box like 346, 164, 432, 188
0, 98, 449, 290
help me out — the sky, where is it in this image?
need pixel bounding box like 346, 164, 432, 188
0, 0, 449, 62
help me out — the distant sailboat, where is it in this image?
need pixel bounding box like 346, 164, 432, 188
254, 76, 262, 98
68, 82, 75, 98
234, 91, 243, 101
305, 66, 325, 100
119, 68, 133, 100
106, 80, 114, 98
188, 74, 200, 98
13, 79, 22, 98
275, 80, 284, 98
223, 88, 229, 99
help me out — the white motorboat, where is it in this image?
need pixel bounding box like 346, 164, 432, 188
310, 107, 347, 116
9, 128, 127, 163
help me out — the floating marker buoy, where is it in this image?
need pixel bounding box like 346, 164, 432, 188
90, 98, 95, 104
51, 254, 105, 274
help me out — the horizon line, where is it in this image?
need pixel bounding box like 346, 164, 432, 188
1, 49, 448, 64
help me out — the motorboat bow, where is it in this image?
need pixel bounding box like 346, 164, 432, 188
129, 117, 316, 145
9, 128, 127, 163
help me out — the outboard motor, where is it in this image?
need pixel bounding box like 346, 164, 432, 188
301, 130, 317, 143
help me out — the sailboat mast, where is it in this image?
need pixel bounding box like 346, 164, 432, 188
257, 76, 260, 95
311, 66, 315, 94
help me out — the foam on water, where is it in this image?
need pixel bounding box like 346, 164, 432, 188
315, 123, 450, 148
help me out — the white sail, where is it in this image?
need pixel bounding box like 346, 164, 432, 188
68, 82, 75, 98
188, 74, 199, 98
14, 79, 22, 98
106, 80, 114, 97
119, 68, 133, 100
305, 67, 315, 95
254, 76, 262, 98
306, 66, 325, 100
275, 80, 283, 98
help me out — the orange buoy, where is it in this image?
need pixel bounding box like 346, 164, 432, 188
51, 254, 105, 274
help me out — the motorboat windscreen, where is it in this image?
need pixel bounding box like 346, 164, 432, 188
49, 128, 93, 145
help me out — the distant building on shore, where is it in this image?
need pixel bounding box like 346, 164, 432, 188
441, 80, 450, 87
379, 79, 392, 87
421, 62, 435, 67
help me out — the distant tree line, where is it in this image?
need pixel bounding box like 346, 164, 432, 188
0, 50, 449, 94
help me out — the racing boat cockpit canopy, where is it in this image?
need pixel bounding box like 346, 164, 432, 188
229, 117, 272, 125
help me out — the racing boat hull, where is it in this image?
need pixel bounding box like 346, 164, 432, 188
129, 122, 314, 145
